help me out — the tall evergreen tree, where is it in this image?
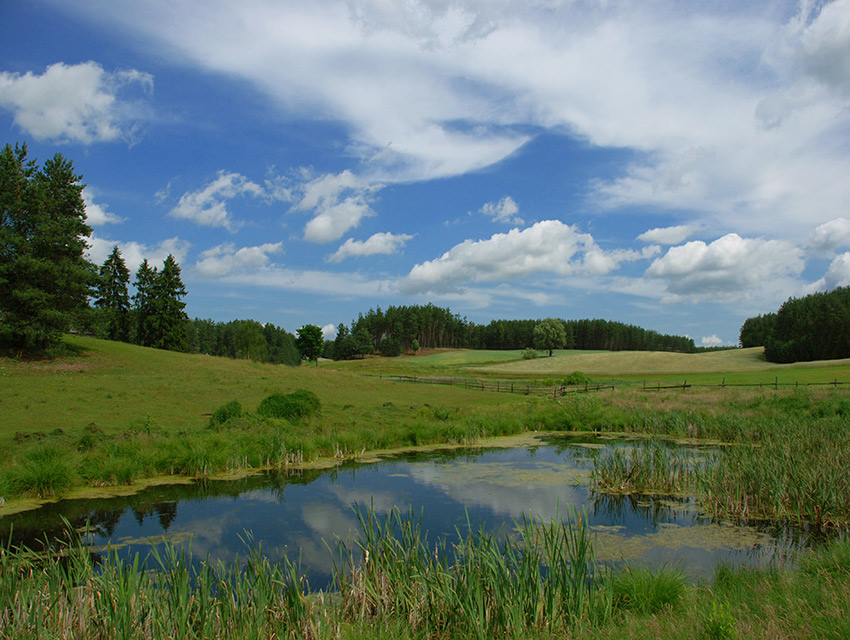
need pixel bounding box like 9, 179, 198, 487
0, 143, 94, 351
132, 259, 157, 347
94, 245, 131, 341
148, 254, 188, 351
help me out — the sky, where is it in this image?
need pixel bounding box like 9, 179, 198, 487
2, 0, 850, 346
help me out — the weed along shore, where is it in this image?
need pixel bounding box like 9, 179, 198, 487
3, 336, 850, 638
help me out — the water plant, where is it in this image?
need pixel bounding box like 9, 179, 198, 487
333, 504, 612, 638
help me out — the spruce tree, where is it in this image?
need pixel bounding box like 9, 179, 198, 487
148, 254, 188, 351
95, 245, 130, 341
0, 143, 94, 351
132, 259, 157, 347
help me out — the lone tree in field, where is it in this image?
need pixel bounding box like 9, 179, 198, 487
94, 246, 131, 341
533, 318, 567, 357
296, 324, 324, 366
0, 143, 94, 352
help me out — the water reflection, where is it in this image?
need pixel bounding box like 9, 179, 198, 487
0, 437, 808, 587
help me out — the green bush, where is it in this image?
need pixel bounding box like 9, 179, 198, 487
210, 399, 244, 427
257, 390, 321, 421
563, 371, 590, 385
521, 347, 538, 360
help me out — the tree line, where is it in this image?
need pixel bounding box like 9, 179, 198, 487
327, 306, 696, 360
740, 286, 850, 363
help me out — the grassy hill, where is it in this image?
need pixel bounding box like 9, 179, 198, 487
3, 335, 850, 509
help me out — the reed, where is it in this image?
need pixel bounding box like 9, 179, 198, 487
333, 504, 612, 638
590, 439, 707, 495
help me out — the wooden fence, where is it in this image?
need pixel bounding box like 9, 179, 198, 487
377, 374, 849, 398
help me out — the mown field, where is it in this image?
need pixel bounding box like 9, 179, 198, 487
3, 335, 850, 638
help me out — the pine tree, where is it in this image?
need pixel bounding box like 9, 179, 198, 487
132, 259, 157, 347
95, 246, 131, 341
0, 143, 94, 351
148, 254, 188, 351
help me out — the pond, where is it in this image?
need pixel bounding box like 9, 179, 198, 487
0, 434, 800, 588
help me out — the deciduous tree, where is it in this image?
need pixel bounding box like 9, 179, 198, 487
296, 324, 324, 365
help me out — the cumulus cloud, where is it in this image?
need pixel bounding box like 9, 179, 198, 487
0, 61, 152, 144
83, 187, 125, 226
195, 242, 283, 278
645, 233, 805, 302
321, 324, 337, 340
480, 196, 523, 225
293, 170, 380, 243
637, 225, 695, 245
807, 217, 850, 255
701, 335, 724, 347
87, 235, 190, 273
807, 251, 850, 292
169, 171, 270, 231
402, 220, 647, 294
327, 232, 414, 262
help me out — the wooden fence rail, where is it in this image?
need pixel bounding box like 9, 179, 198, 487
377, 374, 848, 398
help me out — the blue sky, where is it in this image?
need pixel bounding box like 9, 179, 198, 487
3, 0, 850, 346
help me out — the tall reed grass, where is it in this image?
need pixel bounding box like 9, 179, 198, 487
333, 504, 612, 638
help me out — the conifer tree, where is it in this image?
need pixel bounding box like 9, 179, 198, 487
95, 245, 130, 341
132, 259, 157, 347
148, 254, 188, 351
0, 143, 94, 351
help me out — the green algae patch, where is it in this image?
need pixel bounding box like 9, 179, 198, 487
592, 521, 775, 565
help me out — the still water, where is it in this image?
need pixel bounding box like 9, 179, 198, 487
1, 435, 797, 587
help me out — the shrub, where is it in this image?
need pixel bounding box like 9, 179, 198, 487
210, 400, 244, 427
563, 371, 590, 385
257, 390, 321, 421
521, 347, 538, 360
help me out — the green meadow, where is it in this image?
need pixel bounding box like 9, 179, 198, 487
3, 335, 850, 638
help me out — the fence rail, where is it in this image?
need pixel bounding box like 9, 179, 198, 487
377, 374, 849, 398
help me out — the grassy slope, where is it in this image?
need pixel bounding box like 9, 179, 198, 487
0, 336, 520, 442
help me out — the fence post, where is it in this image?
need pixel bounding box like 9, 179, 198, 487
683, 379, 687, 389
775, 377, 778, 390
721, 377, 725, 388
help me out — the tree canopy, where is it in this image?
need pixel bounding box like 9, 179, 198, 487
94, 246, 131, 341
296, 324, 325, 365
0, 143, 93, 351
533, 318, 568, 356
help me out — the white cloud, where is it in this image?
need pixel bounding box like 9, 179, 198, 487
701, 335, 724, 347
480, 196, 523, 225
170, 171, 270, 231
327, 231, 414, 262
0, 61, 152, 144
645, 233, 805, 303
637, 225, 695, 245
87, 235, 190, 273
83, 187, 125, 226
294, 170, 379, 243
402, 220, 647, 294
54, 1, 850, 241
321, 323, 337, 340
807, 251, 850, 292
195, 242, 283, 278
807, 217, 850, 255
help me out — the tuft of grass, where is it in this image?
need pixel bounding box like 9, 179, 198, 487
12, 445, 76, 497
611, 565, 687, 616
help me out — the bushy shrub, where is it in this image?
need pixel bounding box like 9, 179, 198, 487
521, 348, 538, 360
210, 400, 244, 427
257, 390, 321, 421
13, 446, 75, 497
563, 371, 590, 386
